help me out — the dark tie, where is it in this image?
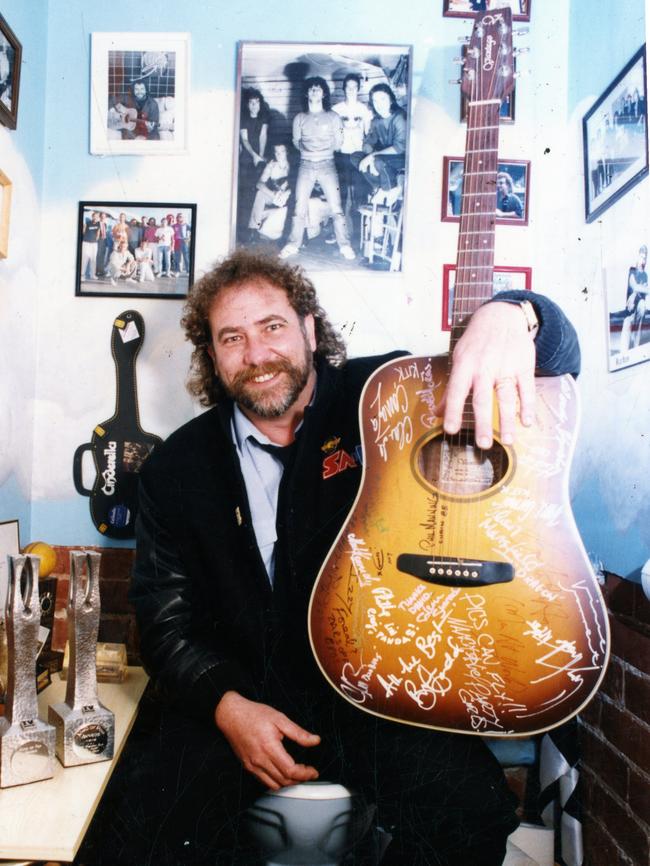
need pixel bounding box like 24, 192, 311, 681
256, 440, 297, 470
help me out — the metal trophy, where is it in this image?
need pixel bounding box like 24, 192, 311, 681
0, 554, 56, 787
48, 551, 115, 766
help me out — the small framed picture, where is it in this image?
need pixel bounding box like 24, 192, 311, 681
583, 46, 648, 224
442, 156, 530, 226
0, 14, 22, 130
605, 241, 650, 372
460, 45, 515, 123
75, 201, 196, 299
0, 169, 12, 259
442, 264, 531, 331
233, 40, 412, 272
90, 32, 190, 155
443, 0, 531, 21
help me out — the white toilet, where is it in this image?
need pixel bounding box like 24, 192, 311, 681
245, 781, 373, 866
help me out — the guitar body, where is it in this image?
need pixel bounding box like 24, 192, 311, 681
309, 354, 610, 736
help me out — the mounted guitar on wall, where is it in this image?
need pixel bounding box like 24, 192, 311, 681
309, 8, 610, 737
73, 310, 162, 540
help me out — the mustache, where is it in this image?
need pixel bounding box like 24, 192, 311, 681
231, 360, 295, 388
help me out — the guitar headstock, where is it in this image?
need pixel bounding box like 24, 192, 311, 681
461, 7, 514, 105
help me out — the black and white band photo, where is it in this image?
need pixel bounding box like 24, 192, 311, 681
233, 41, 412, 272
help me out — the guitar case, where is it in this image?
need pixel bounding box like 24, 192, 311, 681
73, 310, 162, 539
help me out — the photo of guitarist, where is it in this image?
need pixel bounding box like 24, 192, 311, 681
79, 248, 580, 866
108, 79, 159, 140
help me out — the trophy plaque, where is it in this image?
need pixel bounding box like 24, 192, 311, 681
0, 554, 56, 788
48, 551, 115, 767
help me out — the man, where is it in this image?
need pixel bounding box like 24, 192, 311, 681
73, 248, 582, 866
173, 212, 191, 275
107, 239, 136, 286
95, 212, 110, 277
114, 79, 160, 140
620, 243, 648, 350
354, 83, 407, 201
156, 216, 175, 277
80, 211, 100, 281
279, 77, 356, 262
333, 73, 373, 233
495, 171, 523, 218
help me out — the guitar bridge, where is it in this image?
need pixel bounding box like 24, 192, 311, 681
396, 554, 513, 587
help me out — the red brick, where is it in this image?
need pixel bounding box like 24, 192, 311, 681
629, 765, 650, 828
600, 700, 650, 774
610, 618, 650, 677
600, 655, 624, 704
625, 667, 650, 726
582, 808, 632, 866
579, 725, 628, 797
582, 771, 649, 865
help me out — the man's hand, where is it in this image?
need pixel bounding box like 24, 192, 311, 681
439, 301, 536, 449
215, 691, 321, 790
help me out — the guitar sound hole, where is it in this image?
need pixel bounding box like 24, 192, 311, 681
417, 431, 509, 496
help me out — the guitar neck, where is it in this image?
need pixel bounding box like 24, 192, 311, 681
450, 100, 501, 356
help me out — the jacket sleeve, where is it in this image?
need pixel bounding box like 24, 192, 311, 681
130, 469, 259, 723
489, 289, 581, 377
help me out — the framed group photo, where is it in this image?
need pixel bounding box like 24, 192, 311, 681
442, 156, 530, 225
0, 14, 22, 130
442, 0, 531, 22
233, 41, 412, 272
583, 46, 648, 224
76, 201, 196, 299
442, 265, 531, 330
90, 32, 190, 155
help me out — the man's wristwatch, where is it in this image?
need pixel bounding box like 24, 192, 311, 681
517, 299, 539, 337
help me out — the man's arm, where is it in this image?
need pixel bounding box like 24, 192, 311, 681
441, 290, 580, 448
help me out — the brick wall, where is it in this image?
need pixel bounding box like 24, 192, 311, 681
579, 575, 650, 866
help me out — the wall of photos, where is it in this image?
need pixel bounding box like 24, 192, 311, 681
0, 1, 647, 583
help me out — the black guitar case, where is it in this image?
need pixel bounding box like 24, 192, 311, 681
73, 310, 162, 539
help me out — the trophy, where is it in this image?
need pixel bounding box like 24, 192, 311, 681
0, 554, 56, 787
48, 551, 115, 766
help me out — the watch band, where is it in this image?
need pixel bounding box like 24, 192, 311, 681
518, 299, 539, 335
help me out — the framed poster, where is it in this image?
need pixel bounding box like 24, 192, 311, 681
442, 264, 532, 331
0, 169, 11, 259
443, 0, 531, 22
442, 156, 530, 225
233, 41, 412, 272
76, 201, 196, 298
90, 32, 190, 155
583, 46, 648, 224
605, 241, 650, 371
0, 14, 21, 130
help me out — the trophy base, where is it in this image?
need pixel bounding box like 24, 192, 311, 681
49, 700, 115, 767
0, 716, 56, 787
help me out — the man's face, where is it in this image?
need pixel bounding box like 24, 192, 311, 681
208, 279, 317, 420
177, 214, 184, 223
91, 212, 99, 222
308, 84, 324, 103
372, 91, 391, 118
345, 78, 360, 99
133, 82, 147, 101
248, 97, 260, 117
497, 176, 508, 194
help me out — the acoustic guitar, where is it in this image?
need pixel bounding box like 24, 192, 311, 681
309, 9, 609, 737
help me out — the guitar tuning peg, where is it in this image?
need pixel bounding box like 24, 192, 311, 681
452, 56, 465, 65
457, 36, 470, 44
448, 78, 463, 85
514, 27, 530, 36
513, 69, 531, 80
513, 46, 530, 56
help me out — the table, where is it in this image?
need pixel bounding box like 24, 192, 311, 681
0, 667, 148, 863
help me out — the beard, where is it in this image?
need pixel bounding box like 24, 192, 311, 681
221, 345, 313, 419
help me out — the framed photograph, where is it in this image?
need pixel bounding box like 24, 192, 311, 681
605, 240, 650, 372
0, 169, 12, 259
442, 156, 530, 226
75, 201, 196, 299
443, 0, 531, 22
90, 32, 190, 155
232, 41, 413, 272
460, 45, 515, 123
583, 46, 648, 224
442, 264, 531, 331
0, 14, 21, 130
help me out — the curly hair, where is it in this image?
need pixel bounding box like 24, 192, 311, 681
181, 248, 347, 406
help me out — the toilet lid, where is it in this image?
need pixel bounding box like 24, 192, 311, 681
270, 782, 351, 800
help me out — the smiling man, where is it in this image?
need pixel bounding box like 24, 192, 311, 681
85, 248, 582, 866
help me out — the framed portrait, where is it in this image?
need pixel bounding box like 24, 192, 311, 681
583, 46, 648, 224
90, 32, 190, 155
0, 169, 12, 259
442, 264, 531, 331
232, 41, 413, 272
460, 45, 515, 123
442, 0, 531, 22
605, 240, 650, 372
75, 201, 196, 299
0, 14, 21, 130
442, 156, 530, 226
